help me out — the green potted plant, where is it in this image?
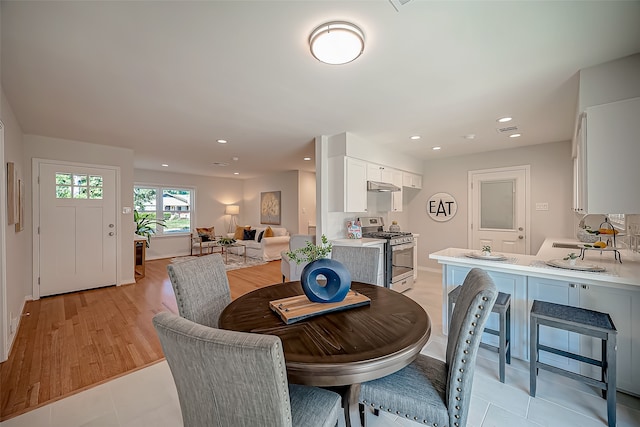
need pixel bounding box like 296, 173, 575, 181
286, 234, 333, 264
481, 245, 492, 256
134, 210, 167, 247
218, 237, 236, 246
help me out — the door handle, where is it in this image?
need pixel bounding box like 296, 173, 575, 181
518, 235, 523, 239
518, 227, 523, 231
109, 224, 115, 228
108, 232, 115, 236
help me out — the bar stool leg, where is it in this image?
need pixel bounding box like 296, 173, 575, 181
499, 309, 506, 383
607, 333, 617, 427
530, 317, 538, 397
506, 305, 511, 364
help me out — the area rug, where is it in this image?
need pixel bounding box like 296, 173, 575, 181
171, 254, 268, 271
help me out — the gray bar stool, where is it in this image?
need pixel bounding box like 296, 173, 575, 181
448, 285, 511, 382
530, 300, 617, 427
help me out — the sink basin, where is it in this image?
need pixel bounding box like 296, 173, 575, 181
552, 243, 582, 250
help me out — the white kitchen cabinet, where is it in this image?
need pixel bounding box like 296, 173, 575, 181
528, 276, 640, 395
444, 265, 527, 360
402, 172, 423, 189
367, 163, 394, 184
574, 97, 640, 213
578, 283, 640, 395
328, 156, 367, 213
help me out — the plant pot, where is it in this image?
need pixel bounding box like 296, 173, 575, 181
482, 251, 491, 257
300, 258, 351, 303
568, 258, 577, 266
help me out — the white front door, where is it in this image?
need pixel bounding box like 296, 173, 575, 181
469, 166, 529, 254
37, 161, 117, 296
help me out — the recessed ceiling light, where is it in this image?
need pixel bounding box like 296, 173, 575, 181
161, 164, 169, 167
509, 133, 521, 138
432, 146, 441, 151
497, 117, 512, 123
410, 135, 421, 140
232, 156, 239, 161
463, 134, 476, 140
303, 157, 312, 161
217, 139, 228, 144
233, 172, 240, 175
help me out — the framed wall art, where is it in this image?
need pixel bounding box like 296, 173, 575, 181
260, 191, 281, 225
15, 179, 24, 232
7, 162, 16, 225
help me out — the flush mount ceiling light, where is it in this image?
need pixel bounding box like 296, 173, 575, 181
410, 135, 421, 140
497, 117, 513, 123
309, 21, 364, 65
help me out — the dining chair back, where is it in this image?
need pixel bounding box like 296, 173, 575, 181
166, 253, 231, 328
359, 268, 497, 427
153, 312, 342, 427
330, 246, 380, 285
281, 234, 316, 282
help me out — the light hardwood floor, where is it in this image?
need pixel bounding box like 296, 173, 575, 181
0, 256, 283, 421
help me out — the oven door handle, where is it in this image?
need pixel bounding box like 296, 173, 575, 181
391, 242, 415, 252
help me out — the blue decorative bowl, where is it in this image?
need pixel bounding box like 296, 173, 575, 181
300, 258, 351, 303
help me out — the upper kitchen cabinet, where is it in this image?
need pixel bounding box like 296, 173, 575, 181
367, 163, 394, 184
574, 97, 640, 214
402, 172, 423, 189
328, 156, 368, 213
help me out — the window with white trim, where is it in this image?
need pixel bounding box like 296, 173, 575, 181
134, 185, 194, 235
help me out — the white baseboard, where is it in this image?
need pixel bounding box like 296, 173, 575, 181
4, 297, 28, 362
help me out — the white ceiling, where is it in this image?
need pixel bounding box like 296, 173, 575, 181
2, 1, 640, 179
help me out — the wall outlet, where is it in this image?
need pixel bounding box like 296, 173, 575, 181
535, 202, 549, 211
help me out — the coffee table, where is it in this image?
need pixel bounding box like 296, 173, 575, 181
212, 242, 246, 264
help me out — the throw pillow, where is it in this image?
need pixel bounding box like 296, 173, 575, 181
234, 226, 250, 240
243, 229, 256, 240
196, 227, 215, 241
264, 226, 274, 238
257, 230, 265, 243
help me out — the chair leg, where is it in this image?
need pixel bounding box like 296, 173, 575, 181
530, 318, 538, 397
358, 403, 366, 427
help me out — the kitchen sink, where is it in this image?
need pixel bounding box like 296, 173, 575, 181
552, 242, 582, 249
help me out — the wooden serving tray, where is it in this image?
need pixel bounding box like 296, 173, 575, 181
269, 290, 371, 324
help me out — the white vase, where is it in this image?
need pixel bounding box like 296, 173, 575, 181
568, 258, 577, 266
482, 251, 491, 257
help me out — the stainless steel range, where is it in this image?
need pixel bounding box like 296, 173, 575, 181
359, 217, 415, 292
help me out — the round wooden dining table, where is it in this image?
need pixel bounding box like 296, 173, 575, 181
219, 281, 431, 427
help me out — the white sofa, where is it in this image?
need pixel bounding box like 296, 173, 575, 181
227, 226, 290, 261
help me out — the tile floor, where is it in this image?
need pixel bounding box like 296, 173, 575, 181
2, 271, 639, 427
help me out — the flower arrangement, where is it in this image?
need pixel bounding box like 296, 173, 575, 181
563, 252, 579, 260
481, 245, 492, 253
286, 235, 332, 265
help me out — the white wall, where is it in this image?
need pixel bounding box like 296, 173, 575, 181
298, 171, 316, 234
408, 141, 574, 270
243, 171, 299, 234
23, 135, 136, 283
579, 53, 640, 111
134, 168, 244, 259
1, 88, 29, 359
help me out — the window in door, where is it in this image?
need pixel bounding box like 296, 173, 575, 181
56, 173, 104, 199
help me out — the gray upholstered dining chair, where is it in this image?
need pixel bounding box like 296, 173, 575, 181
281, 234, 316, 282
166, 253, 231, 328
330, 246, 380, 285
358, 268, 498, 427
153, 312, 342, 427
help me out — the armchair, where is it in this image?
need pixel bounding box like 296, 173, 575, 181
281, 234, 316, 282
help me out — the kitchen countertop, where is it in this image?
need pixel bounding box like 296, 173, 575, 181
429, 237, 640, 289
331, 238, 386, 246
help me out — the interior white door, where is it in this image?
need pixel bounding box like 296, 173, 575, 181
38, 162, 117, 296
469, 166, 529, 254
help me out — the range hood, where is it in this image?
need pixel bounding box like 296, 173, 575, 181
367, 180, 400, 192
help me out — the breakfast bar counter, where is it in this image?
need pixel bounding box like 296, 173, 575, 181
429, 238, 640, 395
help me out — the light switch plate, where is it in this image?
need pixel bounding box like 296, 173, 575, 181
535, 202, 549, 211
122, 207, 132, 214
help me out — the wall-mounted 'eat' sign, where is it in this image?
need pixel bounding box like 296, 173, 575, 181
427, 192, 457, 222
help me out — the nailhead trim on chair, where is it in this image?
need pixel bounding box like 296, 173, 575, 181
360, 291, 491, 427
